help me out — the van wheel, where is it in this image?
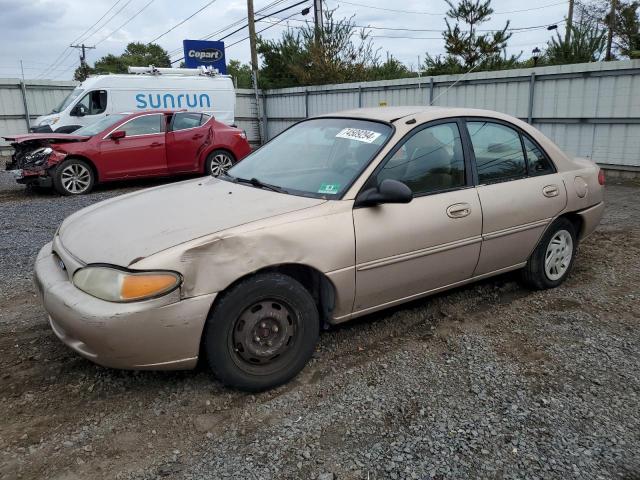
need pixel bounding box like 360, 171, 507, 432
205, 150, 234, 177
521, 217, 578, 290
53, 158, 95, 195
203, 273, 319, 391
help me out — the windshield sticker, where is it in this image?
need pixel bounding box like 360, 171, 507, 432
318, 183, 341, 195
335, 128, 382, 144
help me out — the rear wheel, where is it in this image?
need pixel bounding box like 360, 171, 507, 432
205, 150, 235, 177
203, 273, 319, 391
521, 217, 578, 289
53, 158, 95, 195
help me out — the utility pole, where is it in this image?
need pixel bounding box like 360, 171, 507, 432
564, 0, 574, 44
314, 0, 323, 40
605, 0, 617, 61
70, 43, 95, 67
247, 0, 264, 144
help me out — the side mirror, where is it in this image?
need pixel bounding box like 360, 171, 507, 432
71, 104, 87, 117
354, 179, 413, 207
109, 130, 126, 140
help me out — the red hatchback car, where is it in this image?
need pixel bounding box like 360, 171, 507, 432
4, 110, 252, 195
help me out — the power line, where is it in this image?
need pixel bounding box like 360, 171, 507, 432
262, 16, 566, 33
35, 0, 123, 78
331, 0, 568, 16
170, 0, 310, 64
94, 0, 157, 46
226, 9, 310, 48
148, 0, 219, 44
76, 0, 134, 44
166, 0, 290, 56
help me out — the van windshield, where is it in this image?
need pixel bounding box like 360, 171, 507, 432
226, 118, 392, 199
74, 114, 127, 137
51, 88, 84, 113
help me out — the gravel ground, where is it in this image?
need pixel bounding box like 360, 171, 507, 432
0, 170, 639, 480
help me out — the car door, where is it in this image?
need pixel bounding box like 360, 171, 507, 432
71, 90, 108, 127
99, 113, 167, 179
352, 120, 482, 313
465, 119, 568, 275
166, 113, 212, 174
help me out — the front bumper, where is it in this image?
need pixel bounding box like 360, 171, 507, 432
35, 242, 216, 370
16, 170, 53, 187
30, 124, 53, 133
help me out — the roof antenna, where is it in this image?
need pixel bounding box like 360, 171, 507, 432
430, 57, 485, 106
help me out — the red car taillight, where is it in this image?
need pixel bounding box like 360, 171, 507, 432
598, 169, 605, 186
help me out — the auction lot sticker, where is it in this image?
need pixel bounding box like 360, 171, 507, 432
336, 128, 381, 143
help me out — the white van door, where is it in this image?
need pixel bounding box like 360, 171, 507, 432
69, 90, 108, 128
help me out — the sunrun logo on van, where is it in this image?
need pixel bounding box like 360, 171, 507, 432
135, 93, 212, 109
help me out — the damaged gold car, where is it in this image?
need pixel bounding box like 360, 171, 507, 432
35, 107, 605, 390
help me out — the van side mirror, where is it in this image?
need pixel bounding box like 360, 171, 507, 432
354, 179, 413, 207
109, 130, 126, 140
71, 104, 87, 117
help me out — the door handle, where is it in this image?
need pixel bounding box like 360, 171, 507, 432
542, 185, 559, 197
150, 142, 162, 147
446, 203, 472, 218
192, 134, 204, 139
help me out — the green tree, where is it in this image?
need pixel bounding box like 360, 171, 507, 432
257, 9, 384, 88
74, 42, 171, 80
616, 1, 640, 58
227, 59, 252, 88
545, 20, 607, 64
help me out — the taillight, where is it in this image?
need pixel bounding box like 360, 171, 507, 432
598, 169, 605, 185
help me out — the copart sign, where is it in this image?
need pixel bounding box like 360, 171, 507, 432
183, 39, 227, 74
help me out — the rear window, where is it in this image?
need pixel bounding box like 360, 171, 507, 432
171, 113, 203, 131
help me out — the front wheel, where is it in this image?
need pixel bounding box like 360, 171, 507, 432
521, 217, 578, 289
203, 273, 319, 391
205, 150, 235, 177
53, 158, 95, 195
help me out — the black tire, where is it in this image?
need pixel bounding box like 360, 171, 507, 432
521, 217, 578, 290
204, 149, 235, 177
52, 158, 95, 195
203, 273, 319, 391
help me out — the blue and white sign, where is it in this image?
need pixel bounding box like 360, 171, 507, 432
183, 39, 226, 73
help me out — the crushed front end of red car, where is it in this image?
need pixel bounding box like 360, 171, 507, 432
4, 135, 86, 187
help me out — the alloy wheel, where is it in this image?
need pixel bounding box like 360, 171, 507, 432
61, 164, 91, 194
209, 153, 233, 177
544, 229, 573, 281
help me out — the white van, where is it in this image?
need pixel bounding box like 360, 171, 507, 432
33, 67, 236, 133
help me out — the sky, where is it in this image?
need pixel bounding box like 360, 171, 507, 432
0, 0, 570, 80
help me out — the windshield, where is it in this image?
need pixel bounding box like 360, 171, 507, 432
74, 114, 127, 137
51, 88, 84, 114
227, 118, 392, 198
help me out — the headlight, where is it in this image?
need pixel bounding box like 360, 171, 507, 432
72, 266, 181, 302
40, 117, 59, 126
25, 147, 53, 166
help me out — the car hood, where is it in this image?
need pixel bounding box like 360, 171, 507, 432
58, 177, 326, 267
3, 133, 89, 144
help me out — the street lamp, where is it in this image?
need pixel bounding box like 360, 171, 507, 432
532, 47, 541, 66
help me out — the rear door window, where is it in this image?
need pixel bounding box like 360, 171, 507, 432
170, 113, 203, 131
467, 121, 526, 184
523, 136, 554, 176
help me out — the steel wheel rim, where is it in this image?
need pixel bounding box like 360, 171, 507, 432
209, 153, 233, 177
544, 229, 573, 281
232, 299, 297, 366
61, 164, 91, 194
